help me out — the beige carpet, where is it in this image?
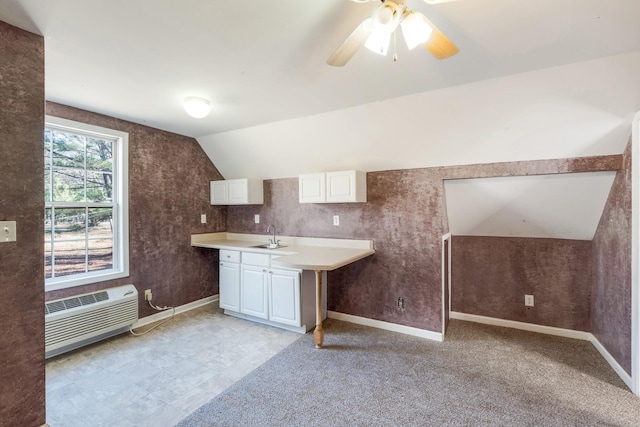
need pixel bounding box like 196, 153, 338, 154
178, 318, 640, 426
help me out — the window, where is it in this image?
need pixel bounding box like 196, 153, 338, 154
44, 116, 129, 291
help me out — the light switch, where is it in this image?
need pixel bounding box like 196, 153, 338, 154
333, 215, 339, 226
254, 214, 260, 224
200, 214, 207, 224
0, 221, 17, 242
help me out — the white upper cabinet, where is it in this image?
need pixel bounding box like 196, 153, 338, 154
210, 178, 263, 205
210, 181, 229, 205
299, 170, 366, 203
298, 173, 326, 203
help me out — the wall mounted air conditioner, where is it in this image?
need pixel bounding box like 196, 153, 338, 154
45, 284, 138, 358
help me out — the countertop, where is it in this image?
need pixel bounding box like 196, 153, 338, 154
191, 232, 375, 271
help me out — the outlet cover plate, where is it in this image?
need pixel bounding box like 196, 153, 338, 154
524, 294, 534, 307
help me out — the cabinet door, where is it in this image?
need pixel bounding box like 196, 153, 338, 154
210, 181, 228, 205
219, 261, 240, 312
241, 265, 268, 319
326, 170, 366, 203
269, 269, 301, 326
299, 173, 325, 203
228, 179, 249, 204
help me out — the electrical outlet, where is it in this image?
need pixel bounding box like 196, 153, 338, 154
525, 294, 534, 307
254, 214, 260, 224
333, 215, 339, 226
200, 214, 207, 224
144, 289, 152, 301
397, 297, 405, 309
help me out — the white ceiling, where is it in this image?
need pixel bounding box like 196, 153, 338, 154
444, 172, 617, 240
1, 0, 640, 139
2, 0, 638, 241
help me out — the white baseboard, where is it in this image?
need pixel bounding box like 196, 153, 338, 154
590, 334, 634, 393
132, 295, 218, 329
450, 311, 637, 394
328, 311, 443, 342
449, 312, 592, 341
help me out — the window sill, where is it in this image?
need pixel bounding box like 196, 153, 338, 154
45, 269, 129, 292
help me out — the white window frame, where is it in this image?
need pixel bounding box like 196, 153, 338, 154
44, 116, 129, 291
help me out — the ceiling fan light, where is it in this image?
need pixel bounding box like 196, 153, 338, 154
183, 96, 211, 118
400, 12, 434, 50
364, 31, 391, 56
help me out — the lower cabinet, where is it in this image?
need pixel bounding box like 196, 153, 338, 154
268, 269, 301, 326
219, 260, 240, 312
240, 264, 269, 319
218, 249, 322, 333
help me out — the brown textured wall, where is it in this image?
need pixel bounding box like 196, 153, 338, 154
226, 155, 622, 334
0, 21, 46, 427
592, 140, 632, 374
228, 170, 446, 331
451, 236, 592, 331
44, 103, 227, 318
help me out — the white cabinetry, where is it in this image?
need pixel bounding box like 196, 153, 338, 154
210, 179, 264, 205
298, 173, 325, 203
299, 170, 366, 203
218, 249, 322, 333
218, 250, 240, 312
268, 269, 301, 326
240, 264, 269, 319
240, 253, 270, 319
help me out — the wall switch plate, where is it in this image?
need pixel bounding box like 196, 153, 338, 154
200, 214, 207, 224
0, 221, 17, 242
333, 215, 339, 226
254, 214, 260, 224
525, 294, 534, 307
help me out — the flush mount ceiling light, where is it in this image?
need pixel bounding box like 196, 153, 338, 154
327, 0, 458, 66
183, 96, 211, 118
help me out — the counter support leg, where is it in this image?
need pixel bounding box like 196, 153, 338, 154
313, 270, 324, 349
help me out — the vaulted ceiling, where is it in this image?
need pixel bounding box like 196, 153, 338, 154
2, 0, 639, 240
1, 0, 639, 140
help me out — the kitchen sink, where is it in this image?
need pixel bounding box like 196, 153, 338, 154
251, 243, 287, 249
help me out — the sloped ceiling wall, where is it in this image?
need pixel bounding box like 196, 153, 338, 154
444, 172, 617, 240
198, 51, 639, 240
197, 51, 640, 180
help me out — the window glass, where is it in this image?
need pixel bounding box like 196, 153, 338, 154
44, 117, 129, 291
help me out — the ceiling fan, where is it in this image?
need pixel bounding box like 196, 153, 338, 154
327, 0, 459, 66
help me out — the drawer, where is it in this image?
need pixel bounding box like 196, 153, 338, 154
242, 252, 270, 267
220, 250, 240, 263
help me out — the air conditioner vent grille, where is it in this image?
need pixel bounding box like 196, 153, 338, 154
46, 291, 110, 315
46, 301, 66, 314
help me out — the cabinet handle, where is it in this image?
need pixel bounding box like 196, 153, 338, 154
262, 269, 267, 273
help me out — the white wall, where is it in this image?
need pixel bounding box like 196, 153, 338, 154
197, 51, 640, 180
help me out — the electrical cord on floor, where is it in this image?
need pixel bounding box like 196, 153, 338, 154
129, 299, 176, 336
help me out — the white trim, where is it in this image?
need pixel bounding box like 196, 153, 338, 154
632, 111, 640, 395
449, 312, 592, 341
441, 233, 452, 337
327, 311, 443, 342
44, 115, 129, 292
591, 334, 634, 392
131, 295, 218, 329
451, 311, 640, 393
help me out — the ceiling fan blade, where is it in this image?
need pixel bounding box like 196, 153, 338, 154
422, 18, 459, 59
327, 18, 372, 67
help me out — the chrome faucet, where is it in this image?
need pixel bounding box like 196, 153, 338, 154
266, 224, 279, 246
